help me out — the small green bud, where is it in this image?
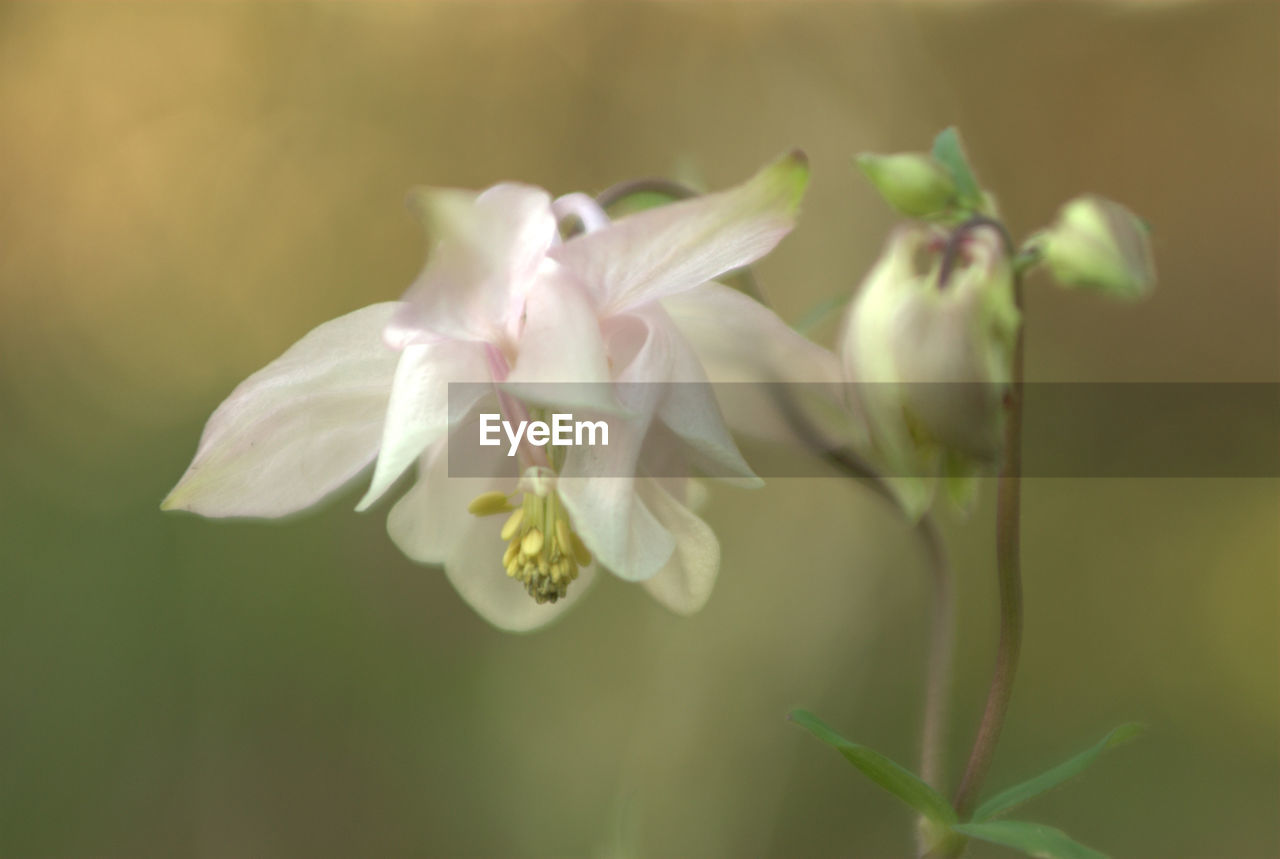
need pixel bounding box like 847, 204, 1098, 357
1038, 194, 1156, 300
855, 152, 958, 218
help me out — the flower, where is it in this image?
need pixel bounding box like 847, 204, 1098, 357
164, 153, 821, 631
839, 222, 1018, 517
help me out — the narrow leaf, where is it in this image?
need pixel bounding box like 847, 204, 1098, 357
788, 710, 957, 825
973, 723, 1144, 822
952, 820, 1108, 859
930, 127, 983, 208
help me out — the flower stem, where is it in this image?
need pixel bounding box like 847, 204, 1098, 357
950, 283, 1026, 825
916, 515, 954, 794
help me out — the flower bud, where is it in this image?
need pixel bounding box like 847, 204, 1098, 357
855, 152, 958, 218
1038, 194, 1155, 300
839, 223, 1018, 516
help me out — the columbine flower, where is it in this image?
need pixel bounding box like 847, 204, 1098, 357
839, 222, 1018, 517
164, 153, 818, 631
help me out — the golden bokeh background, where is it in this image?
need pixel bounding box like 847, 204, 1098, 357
0, 2, 1275, 856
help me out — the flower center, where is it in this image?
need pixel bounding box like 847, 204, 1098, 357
467, 471, 592, 605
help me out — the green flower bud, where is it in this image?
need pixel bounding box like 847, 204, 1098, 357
1038, 194, 1156, 300
840, 223, 1018, 517
855, 152, 958, 218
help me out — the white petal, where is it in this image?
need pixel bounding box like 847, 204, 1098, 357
502, 263, 619, 414
643, 306, 760, 484
356, 339, 492, 511
638, 478, 720, 615
557, 399, 676, 583
552, 192, 610, 233
550, 152, 809, 314
388, 441, 595, 632
445, 511, 596, 633
387, 183, 556, 346
385, 440, 500, 565
163, 303, 401, 518
662, 282, 860, 449
661, 282, 841, 385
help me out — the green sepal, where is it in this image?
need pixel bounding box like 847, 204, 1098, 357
951, 820, 1108, 859
788, 710, 957, 826
930, 127, 984, 210
973, 723, 1145, 822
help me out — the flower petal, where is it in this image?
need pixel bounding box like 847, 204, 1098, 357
635, 305, 761, 484
162, 303, 401, 518
444, 515, 597, 632
356, 339, 492, 511
638, 478, 720, 615
554, 316, 676, 581
387, 441, 595, 632
386, 183, 556, 346
661, 282, 841, 385
662, 282, 857, 449
385, 440, 487, 565
502, 262, 619, 414
550, 151, 809, 314
557, 405, 676, 583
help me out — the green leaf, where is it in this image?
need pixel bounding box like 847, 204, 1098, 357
952, 820, 1108, 859
788, 710, 957, 825
930, 127, 983, 208
973, 723, 1144, 822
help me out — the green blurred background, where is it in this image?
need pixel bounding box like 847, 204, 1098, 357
1, 1, 1276, 856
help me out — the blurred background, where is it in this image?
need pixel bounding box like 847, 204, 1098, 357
0, 1, 1276, 856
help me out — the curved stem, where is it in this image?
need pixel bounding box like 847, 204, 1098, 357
950, 283, 1026, 823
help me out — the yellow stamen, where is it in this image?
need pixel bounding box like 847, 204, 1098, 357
521, 528, 544, 557
467, 491, 513, 516
570, 532, 592, 566
500, 508, 524, 541
474, 468, 593, 606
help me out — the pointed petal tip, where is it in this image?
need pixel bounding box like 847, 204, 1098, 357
784, 148, 808, 168
159, 483, 189, 512
764, 149, 810, 211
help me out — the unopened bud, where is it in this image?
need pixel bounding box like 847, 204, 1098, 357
855, 152, 958, 219
840, 223, 1018, 517
1038, 195, 1155, 300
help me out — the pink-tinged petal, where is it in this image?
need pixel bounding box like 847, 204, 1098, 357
387, 183, 557, 346
162, 303, 401, 518
550, 151, 809, 314
637, 478, 720, 615
502, 263, 620, 414
356, 339, 492, 511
